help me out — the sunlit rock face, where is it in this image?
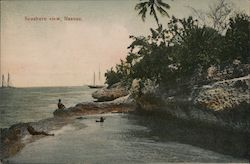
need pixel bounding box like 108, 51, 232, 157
193, 75, 250, 111
192, 62, 250, 112
135, 63, 250, 131
92, 82, 129, 102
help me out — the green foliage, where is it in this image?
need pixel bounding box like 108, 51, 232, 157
105, 4, 250, 90
104, 67, 122, 87
223, 14, 250, 63
168, 16, 223, 75
127, 26, 172, 83
105, 59, 132, 87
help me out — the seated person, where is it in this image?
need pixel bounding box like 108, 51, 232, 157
58, 99, 66, 109
27, 124, 54, 136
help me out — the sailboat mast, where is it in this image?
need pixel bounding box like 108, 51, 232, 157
93, 72, 96, 86
7, 73, 10, 87
98, 65, 101, 82
0, 47, 1, 86
2, 75, 4, 87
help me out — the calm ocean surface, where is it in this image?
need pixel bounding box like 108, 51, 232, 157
1, 86, 247, 162
7, 114, 246, 163
0, 86, 95, 128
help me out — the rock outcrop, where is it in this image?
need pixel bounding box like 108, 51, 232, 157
54, 95, 135, 117
193, 75, 249, 111
0, 117, 70, 159
135, 64, 250, 132
92, 82, 129, 102
206, 63, 250, 82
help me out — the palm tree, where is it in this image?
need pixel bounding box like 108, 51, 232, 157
135, 0, 170, 27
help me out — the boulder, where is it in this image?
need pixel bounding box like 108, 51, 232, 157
193, 75, 250, 111
92, 82, 129, 102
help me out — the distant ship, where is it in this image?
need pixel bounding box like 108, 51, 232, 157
88, 69, 105, 89
1, 73, 14, 89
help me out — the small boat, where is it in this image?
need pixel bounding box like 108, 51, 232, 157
88, 68, 105, 89
88, 85, 105, 89
96, 117, 105, 122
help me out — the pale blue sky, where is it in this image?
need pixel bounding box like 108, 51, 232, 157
1, 0, 249, 87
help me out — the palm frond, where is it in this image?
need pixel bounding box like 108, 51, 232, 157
135, 1, 149, 22
157, 0, 170, 9
150, 5, 159, 24
138, 7, 148, 21
135, 0, 170, 26
135, 2, 148, 10
156, 6, 169, 18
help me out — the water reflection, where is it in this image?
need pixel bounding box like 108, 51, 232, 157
128, 111, 250, 160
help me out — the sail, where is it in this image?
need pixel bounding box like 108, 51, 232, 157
1, 73, 14, 88
2, 75, 7, 87
98, 65, 101, 82
93, 72, 96, 86
7, 73, 10, 87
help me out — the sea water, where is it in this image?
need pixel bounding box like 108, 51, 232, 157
7, 114, 246, 163
0, 86, 248, 162
0, 86, 95, 128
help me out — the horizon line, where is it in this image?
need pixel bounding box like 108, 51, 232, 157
12, 85, 91, 89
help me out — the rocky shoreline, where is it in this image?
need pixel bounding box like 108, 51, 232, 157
133, 63, 250, 133
135, 78, 250, 133
0, 117, 74, 160
53, 95, 135, 117
1, 63, 249, 160
0, 96, 136, 160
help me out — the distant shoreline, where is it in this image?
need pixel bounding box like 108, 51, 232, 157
4, 85, 89, 89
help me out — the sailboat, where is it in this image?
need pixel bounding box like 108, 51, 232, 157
1, 73, 14, 88
1, 74, 6, 88
88, 69, 105, 89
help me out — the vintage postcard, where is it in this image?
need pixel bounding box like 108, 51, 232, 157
0, 0, 249, 163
